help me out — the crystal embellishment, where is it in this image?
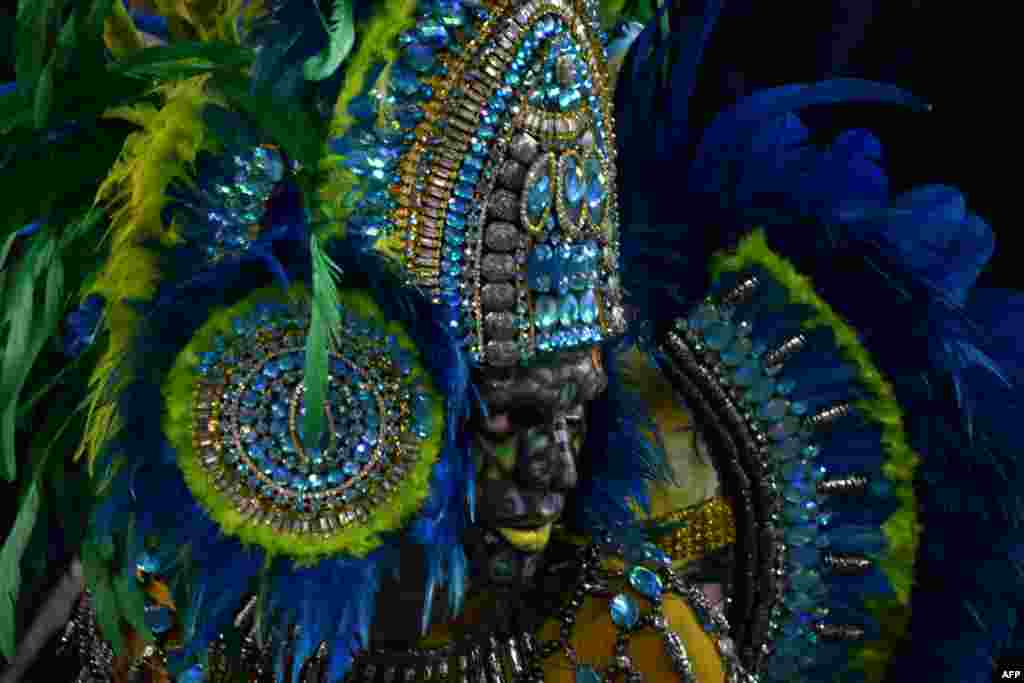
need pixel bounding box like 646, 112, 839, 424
628, 565, 664, 600
610, 593, 640, 629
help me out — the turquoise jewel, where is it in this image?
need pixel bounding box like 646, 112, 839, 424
563, 155, 584, 206
177, 665, 204, 683
585, 156, 606, 224
733, 360, 761, 386
610, 593, 639, 628
703, 321, 735, 351
136, 552, 160, 574
559, 294, 579, 327
627, 566, 663, 600
576, 664, 602, 683
536, 296, 558, 329
418, 19, 449, 47
759, 398, 790, 422
525, 172, 552, 223
747, 374, 775, 403
579, 290, 598, 324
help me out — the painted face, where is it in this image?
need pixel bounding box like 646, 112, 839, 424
467, 348, 607, 585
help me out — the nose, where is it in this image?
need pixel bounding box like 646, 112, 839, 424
516, 416, 578, 491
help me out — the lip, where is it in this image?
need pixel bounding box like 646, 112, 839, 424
496, 523, 553, 552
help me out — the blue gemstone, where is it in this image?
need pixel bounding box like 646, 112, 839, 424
579, 290, 598, 324
585, 156, 606, 224
759, 398, 790, 422
177, 665, 205, 683
136, 552, 160, 574
720, 337, 752, 365
418, 19, 449, 47
609, 593, 639, 628
733, 360, 761, 387
559, 294, 579, 327
525, 173, 552, 222
576, 664, 602, 683
390, 63, 420, 96
747, 375, 775, 403
704, 321, 735, 351
628, 566, 663, 600
404, 44, 436, 72
536, 296, 557, 329
435, 0, 465, 27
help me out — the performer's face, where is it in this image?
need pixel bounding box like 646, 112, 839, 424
467, 348, 607, 585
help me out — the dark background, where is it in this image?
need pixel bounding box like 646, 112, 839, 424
0, 0, 1014, 678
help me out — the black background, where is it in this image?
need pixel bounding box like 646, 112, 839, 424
0, 0, 1015, 679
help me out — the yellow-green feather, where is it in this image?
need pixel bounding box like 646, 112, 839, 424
710, 229, 921, 683
79, 77, 224, 472
163, 284, 445, 566
327, 0, 417, 141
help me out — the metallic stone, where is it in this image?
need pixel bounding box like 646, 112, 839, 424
498, 159, 528, 189
487, 190, 520, 222
485, 312, 518, 341
485, 340, 519, 367
485, 222, 521, 252
509, 133, 540, 165
477, 282, 512, 311
481, 254, 517, 282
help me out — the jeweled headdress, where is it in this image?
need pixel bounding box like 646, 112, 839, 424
341, 0, 628, 366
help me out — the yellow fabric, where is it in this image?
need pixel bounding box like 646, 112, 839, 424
537, 584, 726, 683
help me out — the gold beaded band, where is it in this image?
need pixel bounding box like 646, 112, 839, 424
647, 496, 736, 566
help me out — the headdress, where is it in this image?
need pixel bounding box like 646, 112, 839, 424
339, 0, 628, 366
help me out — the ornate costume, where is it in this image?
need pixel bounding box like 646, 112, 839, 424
1, 1, 1021, 682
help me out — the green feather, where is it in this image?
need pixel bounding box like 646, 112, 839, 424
109, 41, 255, 81
82, 538, 124, 654
302, 234, 344, 449
304, 0, 356, 82
0, 231, 59, 482
14, 0, 59, 94
33, 54, 55, 129
0, 478, 40, 660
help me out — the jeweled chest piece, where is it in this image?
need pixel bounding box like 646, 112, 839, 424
169, 289, 442, 561
343, 0, 627, 367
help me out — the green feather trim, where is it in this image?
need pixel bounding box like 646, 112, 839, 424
302, 235, 345, 448
327, 0, 417, 141
163, 284, 444, 565
304, 0, 356, 82
710, 229, 921, 683
80, 77, 222, 472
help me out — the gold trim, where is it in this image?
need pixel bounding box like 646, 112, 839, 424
647, 496, 737, 566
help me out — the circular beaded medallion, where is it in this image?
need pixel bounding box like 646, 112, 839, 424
166, 287, 442, 561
